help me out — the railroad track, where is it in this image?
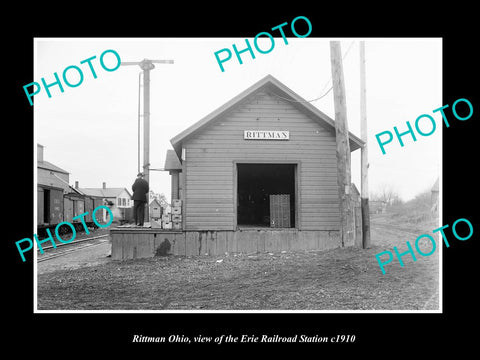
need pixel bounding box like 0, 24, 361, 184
372, 222, 430, 237
373, 220, 440, 311
37, 234, 110, 263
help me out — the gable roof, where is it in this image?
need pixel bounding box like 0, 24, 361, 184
170, 74, 364, 159
79, 187, 132, 199
149, 198, 161, 206
38, 160, 69, 175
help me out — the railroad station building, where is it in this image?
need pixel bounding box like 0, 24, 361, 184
111, 75, 364, 260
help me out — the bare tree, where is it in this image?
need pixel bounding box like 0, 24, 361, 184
157, 193, 169, 208
148, 191, 170, 207
370, 184, 402, 205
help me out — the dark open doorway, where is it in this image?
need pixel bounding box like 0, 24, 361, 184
237, 163, 296, 228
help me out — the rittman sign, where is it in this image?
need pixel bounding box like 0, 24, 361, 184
244, 130, 290, 140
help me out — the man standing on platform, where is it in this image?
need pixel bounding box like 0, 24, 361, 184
132, 172, 149, 226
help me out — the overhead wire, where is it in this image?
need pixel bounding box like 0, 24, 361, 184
270, 40, 356, 104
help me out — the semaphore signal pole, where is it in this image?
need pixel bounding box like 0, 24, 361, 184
121, 58, 174, 221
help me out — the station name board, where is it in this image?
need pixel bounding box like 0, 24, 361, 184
244, 130, 290, 140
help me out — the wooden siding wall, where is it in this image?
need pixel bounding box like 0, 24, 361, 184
110, 229, 341, 260
183, 91, 340, 231
37, 188, 44, 225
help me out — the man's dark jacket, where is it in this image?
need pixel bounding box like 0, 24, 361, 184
132, 178, 149, 202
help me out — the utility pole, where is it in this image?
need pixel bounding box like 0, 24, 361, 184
360, 41, 371, 248
137, 71, 143, 174
121, 58, 174, 222
330, 41, 355, 247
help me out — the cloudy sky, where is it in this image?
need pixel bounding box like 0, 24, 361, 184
34, 37, 441, 202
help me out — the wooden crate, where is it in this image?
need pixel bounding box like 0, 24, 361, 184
269, 194, 290, 228
172, 214, 182, 223
172, 206, 182, 215
172, 199, 182, 208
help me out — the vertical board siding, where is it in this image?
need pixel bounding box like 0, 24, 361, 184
110, 229, 342, 260
37, 188, 44, 225
184, 91, 339, 231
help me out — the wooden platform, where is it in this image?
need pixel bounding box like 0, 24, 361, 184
110, 227, 342, 261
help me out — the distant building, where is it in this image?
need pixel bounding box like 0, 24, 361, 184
37, 144, 70, 193
37, 144, 105, 228
37, 144, 70, 226
79, 182, 132, 222
370, 200, 387, 214
431, 178, 439, 215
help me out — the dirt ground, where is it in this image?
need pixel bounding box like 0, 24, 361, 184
36, 214, 439, 311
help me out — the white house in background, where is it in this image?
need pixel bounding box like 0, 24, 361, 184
77, 182, 132, 221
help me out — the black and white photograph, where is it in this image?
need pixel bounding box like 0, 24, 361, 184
33, 37, 442, 312
7, 8, 479, 354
